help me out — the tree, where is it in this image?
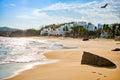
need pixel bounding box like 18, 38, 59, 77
101, 23, 120, 38
96, 28, 102, 37
71, 26, 79, 37
88, 22, 92, 25
78, 26, 88, 37
25, 29, 38, 36
116, 25, 120, 35
71, 26, 88, 38
111, 23, 120, 36
63, 26, 68, 31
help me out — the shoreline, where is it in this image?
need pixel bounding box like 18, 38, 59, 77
4, 59, 59, 80
5, 37, 120, 80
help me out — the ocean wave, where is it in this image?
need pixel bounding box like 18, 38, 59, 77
0, 37, 47, 64
0, 37, 78, 64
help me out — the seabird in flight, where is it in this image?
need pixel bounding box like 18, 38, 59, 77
101, 3, 108, 8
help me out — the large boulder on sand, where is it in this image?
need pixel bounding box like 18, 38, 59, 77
81, 51, 116, 67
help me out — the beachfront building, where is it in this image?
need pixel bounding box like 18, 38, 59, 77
54, 23, 74, 36
40, 26, 66, 36
40, 21, 96, 36
98, 24, 103, 29
40, 23, 74, 36
56, 26, 66, 36
73, 22, 88, 29
73, 22, 95, 31
87, 24, 95, 31
40, 28, 48, 36
100, 32, 111, 38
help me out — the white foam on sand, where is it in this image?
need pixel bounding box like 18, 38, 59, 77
4, 59, 59, 80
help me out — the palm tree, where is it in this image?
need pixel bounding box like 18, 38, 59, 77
71, 26, 78, 37
111, 23, 120, 37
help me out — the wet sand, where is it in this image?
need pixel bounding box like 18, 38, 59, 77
6, 37, 120, 80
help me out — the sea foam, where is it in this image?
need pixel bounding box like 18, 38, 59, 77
0, 37, 47, 64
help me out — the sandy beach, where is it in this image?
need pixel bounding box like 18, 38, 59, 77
6, 37, 120, 80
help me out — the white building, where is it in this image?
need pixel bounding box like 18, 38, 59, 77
73, 22, 95, 31
100, 32, 111, 38
56, 26, 66, 36
87, 24, 95, 31
98, 24, 103, 29
40, 21, 96, 36
48, 28, 57, 35
73, 22, 87, 26
74, 22, 87, 28
40, 28, 48, 35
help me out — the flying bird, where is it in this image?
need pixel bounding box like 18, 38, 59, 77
101, 3, 108, 8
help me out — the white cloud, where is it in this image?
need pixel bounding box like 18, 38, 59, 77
40, 1, 99, 11
104, 0, 120, 4
16, 0, 120, 26
16, 10, 81, 26
16, 15, 34, 19
33, 9, 81, 24
46, 16, 81, 23
40, 3, 72, 11
33, 9, 49, 18
17, 9, 49, 19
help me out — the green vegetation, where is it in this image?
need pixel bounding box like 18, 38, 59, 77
101, 23, 120, 38
0, 29, 40, 37
71, 26, 89, 38
0, 22, 120, 38
70, 23, 120, 38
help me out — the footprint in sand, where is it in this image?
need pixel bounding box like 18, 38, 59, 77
92, 71, 96, 73
98, 73, 107, 77
98, 73, 102, 75
104, 75, 107, 77
96, 78, 101, 80
91, 72, 102, 75
96, 76, 107, 80
92, 71, 107, 79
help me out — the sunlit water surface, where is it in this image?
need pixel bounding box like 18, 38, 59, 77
0, 37, 77, 79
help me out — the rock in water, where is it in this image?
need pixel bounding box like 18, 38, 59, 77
81, 51, 116, 67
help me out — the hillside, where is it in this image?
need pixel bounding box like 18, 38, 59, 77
0, 27, 19, 31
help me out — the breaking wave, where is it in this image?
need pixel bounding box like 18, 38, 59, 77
0, 37, 47, 64
0, 37, 78, 64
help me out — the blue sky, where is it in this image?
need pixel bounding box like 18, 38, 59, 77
0, 0, 120, 29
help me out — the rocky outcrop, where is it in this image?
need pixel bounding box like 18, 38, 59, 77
81, 51, 116, 67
